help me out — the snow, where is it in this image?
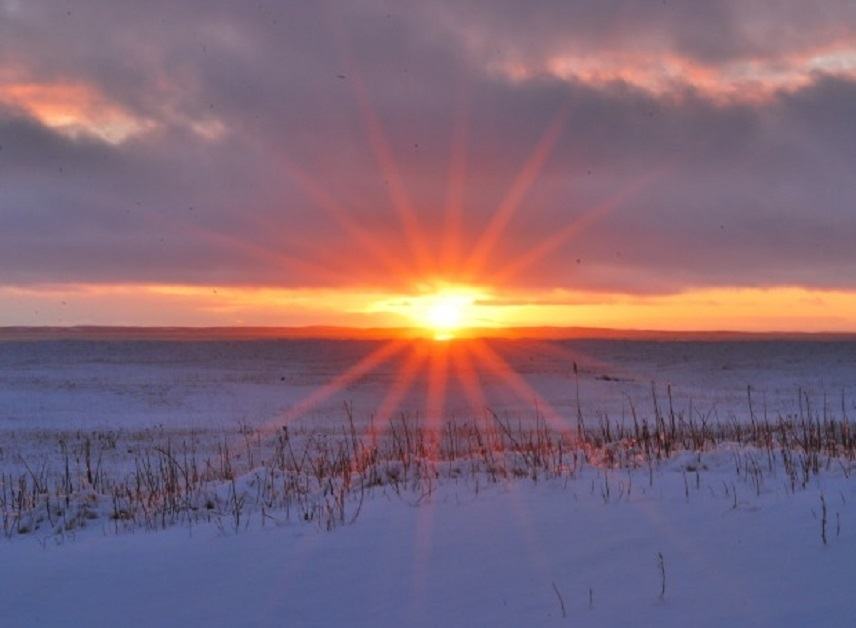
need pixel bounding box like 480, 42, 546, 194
2, 459, 855, 627
2, 337, 856, 627
2, 338, 856, 430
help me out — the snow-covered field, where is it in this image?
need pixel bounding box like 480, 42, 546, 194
4, 457, 855, 628
2, 337, 856, 430
2, 337, 856, 627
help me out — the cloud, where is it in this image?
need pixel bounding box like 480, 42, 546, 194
425, 0, 856, 98
0, 0, 854, 297
0, 81, 152, 142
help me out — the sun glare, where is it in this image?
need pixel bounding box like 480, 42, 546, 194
417, 290, 478, 340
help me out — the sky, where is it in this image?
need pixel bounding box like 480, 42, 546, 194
1, 1, 856, 330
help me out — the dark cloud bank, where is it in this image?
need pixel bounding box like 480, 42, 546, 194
1, 0, 855, 293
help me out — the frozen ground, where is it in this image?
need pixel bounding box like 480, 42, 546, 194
3, 452, 855, 628
2, 337, 856, 430
2, 336, 856, 627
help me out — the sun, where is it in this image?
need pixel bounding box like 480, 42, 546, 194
416, 289, 479, 340
424, 295, 466, 340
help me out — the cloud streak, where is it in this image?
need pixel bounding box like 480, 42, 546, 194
1, 0, 855, 314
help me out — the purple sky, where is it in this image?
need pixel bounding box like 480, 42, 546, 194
1, 1, 855, 313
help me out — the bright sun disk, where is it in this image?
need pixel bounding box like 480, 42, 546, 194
419, 291, 477, 340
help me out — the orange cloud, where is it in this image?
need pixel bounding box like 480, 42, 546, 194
496, 44, 856, 102
0, 81, 151, 143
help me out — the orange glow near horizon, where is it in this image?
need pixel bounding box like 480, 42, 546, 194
6, 283, 856, 333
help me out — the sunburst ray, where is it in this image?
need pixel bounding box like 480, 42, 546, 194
468, 339, 575, 435
441, 78, 471, 272
363, 342, 427, 448
425, 342, 450, 453
278, 155, 414, 279
279, 339, 409, 428
463, 100, 572, 279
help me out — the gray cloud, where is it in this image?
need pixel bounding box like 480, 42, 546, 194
0, 0, 855, 294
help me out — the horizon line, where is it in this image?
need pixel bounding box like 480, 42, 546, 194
3, 324, 856, 342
